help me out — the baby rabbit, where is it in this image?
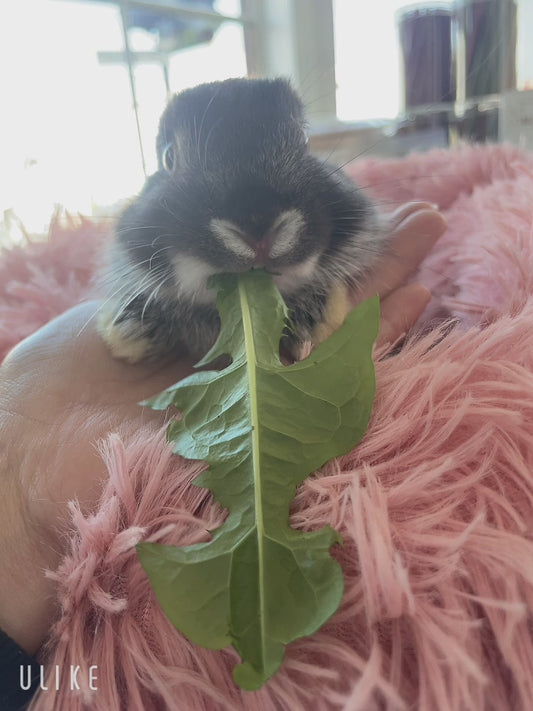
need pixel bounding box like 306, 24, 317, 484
98, 77, 388, 362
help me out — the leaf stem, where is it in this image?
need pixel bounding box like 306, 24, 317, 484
238, 278, 267, 669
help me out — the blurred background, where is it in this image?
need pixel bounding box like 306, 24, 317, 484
1, 0, 532, 241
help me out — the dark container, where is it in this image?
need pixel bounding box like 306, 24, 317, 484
398, 3, 456, 110
455, 0, 517, 101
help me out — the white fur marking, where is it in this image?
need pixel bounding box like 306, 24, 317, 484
210, 219, 255, 259
269, 209, 305, 259
273, 253, 320, 293
173, 254, 218, 304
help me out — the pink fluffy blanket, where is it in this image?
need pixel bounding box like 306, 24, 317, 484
2, 144, 533, 711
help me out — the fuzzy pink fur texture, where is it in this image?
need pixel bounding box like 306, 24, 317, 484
1, 144, 533, 710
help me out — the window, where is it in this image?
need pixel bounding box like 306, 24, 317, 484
0, 0, 250, 237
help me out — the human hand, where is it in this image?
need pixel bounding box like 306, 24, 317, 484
360, 201, 446, 346
0, 201, 445, 655
0, 304, 194, 655
313, 201, 446, 347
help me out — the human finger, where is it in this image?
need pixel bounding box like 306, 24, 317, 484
355, 204, 446, 304
376, 283, 432, 348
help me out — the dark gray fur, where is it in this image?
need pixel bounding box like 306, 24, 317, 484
100, 77, 388, 361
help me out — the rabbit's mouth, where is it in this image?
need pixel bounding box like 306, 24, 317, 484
171, 250, 322, 307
